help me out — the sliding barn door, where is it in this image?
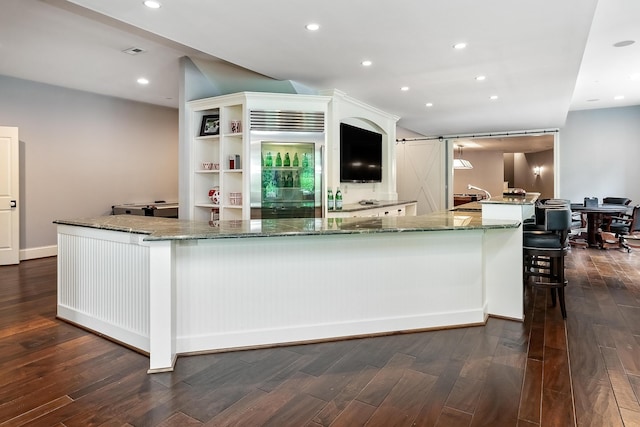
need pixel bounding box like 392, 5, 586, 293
396, 139, 446, 215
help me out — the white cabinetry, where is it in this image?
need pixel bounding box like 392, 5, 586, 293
187, 96, 248, 221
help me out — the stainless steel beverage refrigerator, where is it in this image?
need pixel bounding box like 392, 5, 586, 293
249, 110, 325, 219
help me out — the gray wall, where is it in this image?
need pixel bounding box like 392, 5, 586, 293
0, 75, 178, 254
559, 105, 640, 204
513, 150, 554, 199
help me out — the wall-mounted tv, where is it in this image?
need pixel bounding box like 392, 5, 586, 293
340, 122, 382, 183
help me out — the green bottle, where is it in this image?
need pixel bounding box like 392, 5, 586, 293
293, 153, 299, 167
327, 189, 334, 211
265, 152, 273, 167
275, 152, 282, 167
335, 187, 343, 210
284, 153, 290, 167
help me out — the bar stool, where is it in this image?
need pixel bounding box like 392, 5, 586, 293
523, 208, 571, 318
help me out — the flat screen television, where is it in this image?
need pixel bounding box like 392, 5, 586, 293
340, 123, 383, 183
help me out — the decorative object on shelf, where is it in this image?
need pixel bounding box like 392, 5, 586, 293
202, 162, 213, 170
213, 163, 220, 170
200, 114, 220, 136
231, 120, 241, 133
229, 155, 235, 169
208, 187, 221, 205
229, 192, 242, 205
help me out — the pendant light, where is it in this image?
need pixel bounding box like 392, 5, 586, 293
453, 146, 473, 169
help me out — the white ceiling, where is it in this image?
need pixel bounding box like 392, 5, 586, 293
1, 0, 639, 140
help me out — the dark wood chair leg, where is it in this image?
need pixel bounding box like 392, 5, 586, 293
558, 286, 567, 319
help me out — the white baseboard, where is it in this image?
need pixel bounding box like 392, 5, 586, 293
20, 245, 57, 261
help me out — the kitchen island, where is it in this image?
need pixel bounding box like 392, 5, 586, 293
56, 212, 523, 373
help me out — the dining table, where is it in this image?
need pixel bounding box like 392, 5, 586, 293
570, 203, 631, 246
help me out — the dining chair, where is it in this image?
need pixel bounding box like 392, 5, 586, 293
602, 197, 632, 206
602, 205, 640, 251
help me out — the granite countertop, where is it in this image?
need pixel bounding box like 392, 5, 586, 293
336, 199, 417, 212
479, 192, 540, 205
55, 210, 520, 241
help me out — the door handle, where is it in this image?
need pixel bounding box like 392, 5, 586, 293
10, 200, 16, 208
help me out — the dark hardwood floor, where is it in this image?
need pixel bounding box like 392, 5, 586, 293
1, 248, 639, 426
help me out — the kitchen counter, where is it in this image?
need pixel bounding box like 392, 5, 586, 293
480, 192, 540, 205
55, 210, 518, 241
56, 211, 524, 373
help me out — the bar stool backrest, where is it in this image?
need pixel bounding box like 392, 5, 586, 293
545, 208, 571, 233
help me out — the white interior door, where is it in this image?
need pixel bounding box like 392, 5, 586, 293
0, 126, 19, 265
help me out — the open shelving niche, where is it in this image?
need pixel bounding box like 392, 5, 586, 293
188, 96, 248, 222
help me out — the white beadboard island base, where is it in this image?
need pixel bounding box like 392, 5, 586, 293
56, 211, 524, 373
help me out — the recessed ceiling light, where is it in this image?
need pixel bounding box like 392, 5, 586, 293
453, 42, 467, 50
400, 86, 410, 91
361, 60, 372, 67
613, 40, 635, 47
143, 1, 161, 9
475, 75, 486, 81
489, 95, 498, 100
305, 23, 320, 31
614, 95, 625, 100
137, 77, 149, 85
425, 103, 433, 108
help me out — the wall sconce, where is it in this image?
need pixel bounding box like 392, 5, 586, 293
533, 166, 541, 177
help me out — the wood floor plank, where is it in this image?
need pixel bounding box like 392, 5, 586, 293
411, 360, 465, 427
309, 364, 379, 425
469, 363, 523, 427
543, 346, 571, 395
327, 399, 376, 427
541, 389, 574, 427
609, 327, 640, 376
619, 407, 640, 427
1, 395, 73, 426
155, 412, 203, 427
213, 371, 318, 426
518, 359, 542, 424
366, 369, 438, 426
260, 393, 326, 426
434, 407, 473, 427
354, 353, 415, 407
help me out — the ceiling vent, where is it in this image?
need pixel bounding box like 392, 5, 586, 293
122, 47, 147, 55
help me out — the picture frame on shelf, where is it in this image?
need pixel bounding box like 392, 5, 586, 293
199, 115, 220, 136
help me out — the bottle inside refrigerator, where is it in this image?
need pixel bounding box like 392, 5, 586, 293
251, 141, 323, 219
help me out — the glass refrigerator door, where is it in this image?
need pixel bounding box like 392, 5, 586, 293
260, 142, 320, 219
